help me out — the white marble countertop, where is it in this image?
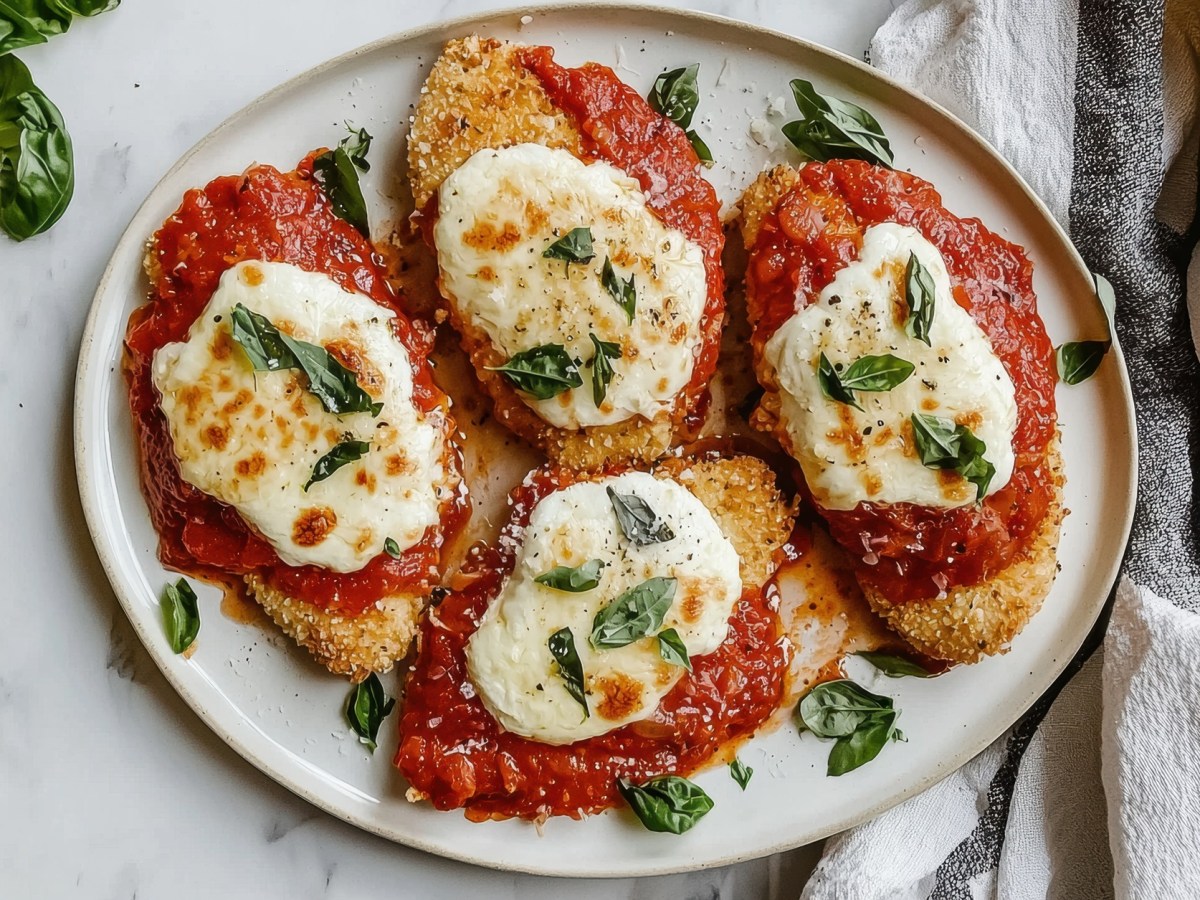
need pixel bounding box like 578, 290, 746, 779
0, 1, 895, 896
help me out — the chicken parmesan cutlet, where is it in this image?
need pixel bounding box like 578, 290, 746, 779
395, 451, 795, 821
739, 162, 1064, 664
124, 152, 465, 681
407, 36, 725, 470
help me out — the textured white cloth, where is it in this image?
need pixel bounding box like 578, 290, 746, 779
801, 1, 1200, 898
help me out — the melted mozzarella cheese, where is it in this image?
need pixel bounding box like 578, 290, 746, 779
466, 471, 741, 745
763, 223, 1017, 510
434, 143, 709, 429
151, 260, 449, 572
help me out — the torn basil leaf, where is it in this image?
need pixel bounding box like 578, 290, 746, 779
910, 412, 996, 500
854, 651, 933, 678
0, 0, 120, 55
304, 439, 370, 491
602, 256, 637, 324
687, 130, 713, 165
312, 126, 373, 237
729, 757, 753, 790
607, 486, 676, 546
818, 352, 861, 410
782, 79, 894, 167
588, 333, 621, 406
548, 627, 589, 718
384, 537, 401, 559
648, 63, 700, 130
797, 679, 904, 776
591, 577, 676, 650
820, 352, 914, 410
617, 775, 714, 834
543, 226, 595, 263
487, 343, 582, 400
340, 124, 372, 172
345, 672, 395, 752
535, 558, 605, 592
904, 252, 936, 346
229, 303, 383, 417
1056, 340, 1110, 385
657, 627, 691, 671
161, 577, 200, 654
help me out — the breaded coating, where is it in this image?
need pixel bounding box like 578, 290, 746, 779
737, 165, 800, 251
863, 441, 1066, 665
655, 454, 797, 588
246, 574, 423, 683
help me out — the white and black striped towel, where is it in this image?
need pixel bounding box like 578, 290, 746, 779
800, 1, 1200, 898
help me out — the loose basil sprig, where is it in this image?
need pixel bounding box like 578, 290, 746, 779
383, 537, 402, 559
797, 680, 905, 776
904, 252, 936, 346
819, 352, 914, 411
487, 343, 582, 400
0, 0, 119, 54
607, 486, 676, 546
854, 650, 933, 678
588, 333, 621, 406
729, 757, 753, 790
782, 79, 894, 167
548, 627, 589, 718
657, 627, 691, 671
591, 577, 677, 650
230, 303, 383, 417
602, 257, 637, 324
535, 558, 605, 592
304, 439, 370, 491
345, 672, 395, 752
161, 577, 200, 654
910, 412, 995, 501
1055, 273, 1113, 385
312, 125, 373, 237
647, 63, 711, 164
543, 226, 595, 263
617, 775, 714, 834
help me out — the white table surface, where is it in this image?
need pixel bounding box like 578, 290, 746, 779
0, 1, 895, 896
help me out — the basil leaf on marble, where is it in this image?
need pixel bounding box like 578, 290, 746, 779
657, 627, 691, 671
161, 577, 199, 655
910, 412, 996, 500
602, 256, 637, 324
345, 672, 395, 752
617, 774, 714, 834
607, 486, 676, 546
588, 333, 621, 406
312, 126, 373, 237
304, 439, 370, 491
229, 303, 383, 417
383, 537, 402, 559
904, 252, 936, 346
487, 343, 583, 400
535, 558, 605, 592
797, 679, 904, 776
548, 626, 589, 718
648, 63, 700, 130
729, 757, 753, 790
591, 577, 677, 650
0, 0, 119, 55
854, 651, 933, 678
543, 226, 595, 263
782, 79, 894, 167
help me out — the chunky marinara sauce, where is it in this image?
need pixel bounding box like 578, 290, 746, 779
747, 160, 1057, 603
395, 466, 785, 821
124, 154, 463, 615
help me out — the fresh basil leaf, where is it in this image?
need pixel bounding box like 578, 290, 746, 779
837, 354, 916, 398
304, 439, 370, 491
161, 577, 199, 654
618, 774, 714, 834
543, 226, 595, 263
0, 0, 119, 55
729, 757, 753, 790
1055, 340, 1110, 385
797, 679, 903, 776
909, 413, 995, 500
0, 55, 72, 240
229, 303, 383, 417
818, 352, 861, 411
487, 343, 582, 400
904, 252, 936, 346
782, 78, 894, 167
602, 256, 637, 324
686, 129, 713, 165
591, 576, 677, 650
607, 486, 676, 546
548, 626, 589, 718
588, 333, 621, 406
313, 145, 369, 237
826, 713, 904, 776
648, 63, 700, 130
854, 651, 933, 678
345, 672, 395, 752
340, 124, 372, 172
384, 537, 401, 559
657, 627, 691, 671
535, 558, 605, 592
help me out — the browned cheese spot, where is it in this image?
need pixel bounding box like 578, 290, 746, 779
386, 453, 412, 476
594, 672, 644, 721
293, 507, 337, 546
326, 338, 384, 398
235, 452, 266, 478
240, 264, 265, 286
210, 329, 234, 361
355, 469, 378, 493
202, 424, 230, 450
221, 388, 253, 416
463, 220, 522, 253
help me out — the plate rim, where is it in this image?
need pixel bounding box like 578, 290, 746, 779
73, 1, 1139, 877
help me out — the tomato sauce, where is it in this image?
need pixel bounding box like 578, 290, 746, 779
395, 465, 785, 821
124, 154, 464, 616
746, 160, 1057, 602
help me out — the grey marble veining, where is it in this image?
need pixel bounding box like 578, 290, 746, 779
0, 1, 893, 897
